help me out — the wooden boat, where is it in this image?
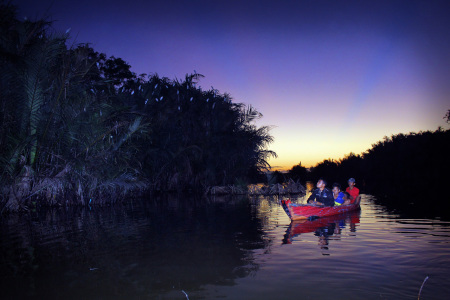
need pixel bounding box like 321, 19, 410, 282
281, 199, 360, 221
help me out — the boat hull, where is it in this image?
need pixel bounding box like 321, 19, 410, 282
281, 199, 360, 221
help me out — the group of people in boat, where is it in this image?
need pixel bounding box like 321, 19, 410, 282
307, 178, 360, 207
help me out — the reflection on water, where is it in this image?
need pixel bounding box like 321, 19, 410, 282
282, 211, 360, 251
1, 194, 450, 299
0, 195, 266, 299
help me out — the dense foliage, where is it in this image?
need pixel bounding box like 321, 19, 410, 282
287, 127, 450, 201
0, 4, 276, 211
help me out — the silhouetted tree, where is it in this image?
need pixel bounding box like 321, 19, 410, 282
287, 162, 309, 182
309, 159, 339, 185
268, 171, 285, 185
362, 129, 450, 197
293, 129, 449, 204
0, 4, 276, 211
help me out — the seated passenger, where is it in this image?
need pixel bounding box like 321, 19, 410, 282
307, 178, 334, 206
346, 178, 360, 205
332, 183, 345, 206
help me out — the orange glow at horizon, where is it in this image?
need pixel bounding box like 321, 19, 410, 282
263, 105, 448, 171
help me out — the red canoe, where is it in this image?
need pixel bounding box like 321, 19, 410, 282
281, 199, 360, 221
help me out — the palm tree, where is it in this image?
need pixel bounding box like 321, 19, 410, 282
0, 6, 149, 210
1, 4, 278, 211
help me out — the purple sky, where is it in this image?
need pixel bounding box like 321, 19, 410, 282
12, 0, 450, 169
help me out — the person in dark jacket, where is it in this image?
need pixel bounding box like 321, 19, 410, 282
307, 178, 334, 206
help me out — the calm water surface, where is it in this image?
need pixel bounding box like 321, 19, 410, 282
1, 194, 449, 299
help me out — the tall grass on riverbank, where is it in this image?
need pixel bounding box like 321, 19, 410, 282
0, 4, 276, 212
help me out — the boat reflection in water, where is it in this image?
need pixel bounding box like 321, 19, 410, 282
282, 210, 361, 249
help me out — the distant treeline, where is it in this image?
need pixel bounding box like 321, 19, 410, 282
0, 4, 276, 211
280, 127, 450, 203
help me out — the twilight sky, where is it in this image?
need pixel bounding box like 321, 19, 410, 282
12, 0, 450, 169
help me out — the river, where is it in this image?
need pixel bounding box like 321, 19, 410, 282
1, 194, 449, 299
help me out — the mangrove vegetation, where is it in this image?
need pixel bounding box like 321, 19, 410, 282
286, 126, 450, 207
0, 4, 276, 212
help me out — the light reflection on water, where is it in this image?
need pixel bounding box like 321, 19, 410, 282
1, 194, 450, 299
